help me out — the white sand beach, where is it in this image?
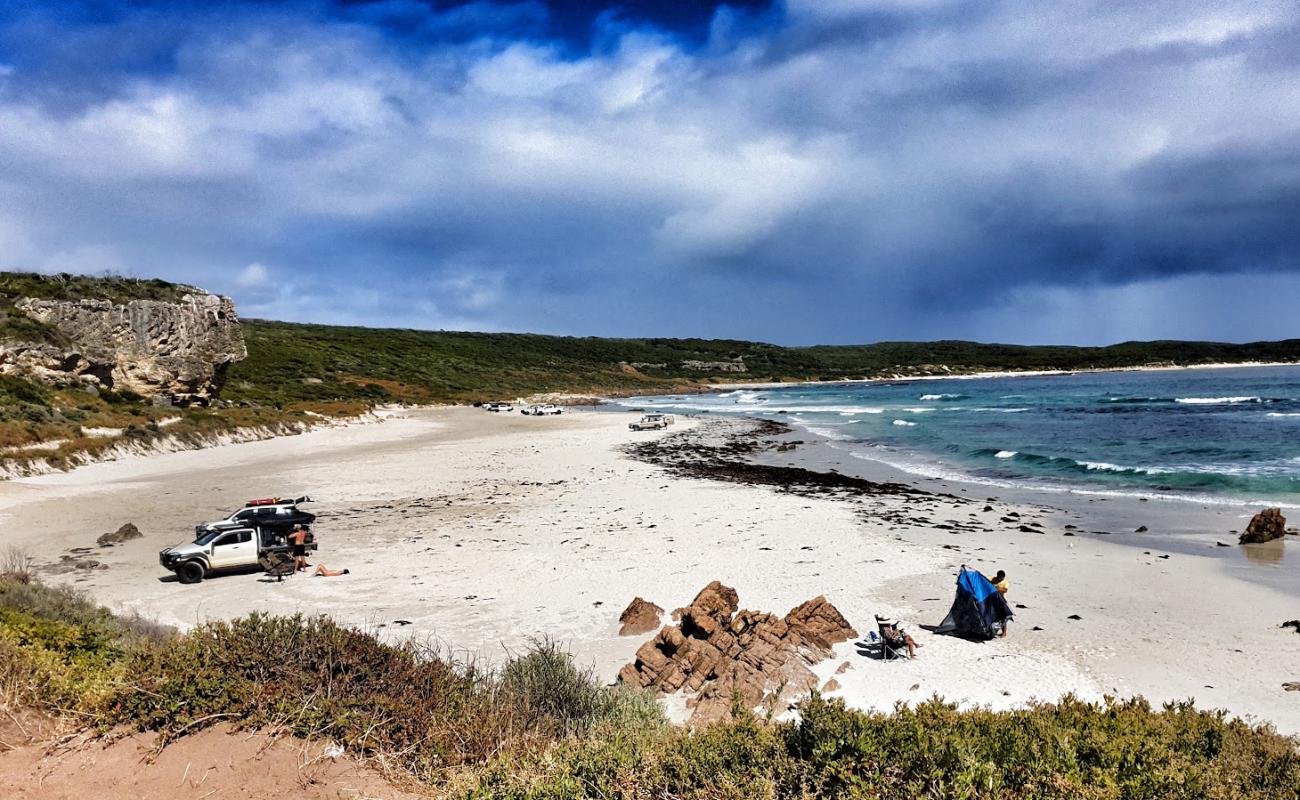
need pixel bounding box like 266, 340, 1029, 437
2, 407, 1298, 733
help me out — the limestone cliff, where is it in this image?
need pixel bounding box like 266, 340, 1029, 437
0, 286, 246, 405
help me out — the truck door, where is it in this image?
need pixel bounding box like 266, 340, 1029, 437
209, 529, 255, 569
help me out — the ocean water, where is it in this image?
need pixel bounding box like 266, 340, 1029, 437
622, 365, 1300, 508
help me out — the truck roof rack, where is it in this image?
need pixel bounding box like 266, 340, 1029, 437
244, 495, 314, 507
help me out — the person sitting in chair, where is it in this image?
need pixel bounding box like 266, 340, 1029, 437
876, 615, 921, 659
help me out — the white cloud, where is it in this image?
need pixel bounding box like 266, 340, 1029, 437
0, 2, 1297, 342
237, 262, 271, 289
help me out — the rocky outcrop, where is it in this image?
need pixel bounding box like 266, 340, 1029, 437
680, 359, 747, 373
97, 523, 142, 547
1240, 508, 1287, 544
617, 581, 857, 726
2, 291, 245, 404
618, 597, 664, 636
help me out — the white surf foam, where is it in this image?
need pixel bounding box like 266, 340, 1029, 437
891, 419, 916, 427
1174, 396, 1260, 405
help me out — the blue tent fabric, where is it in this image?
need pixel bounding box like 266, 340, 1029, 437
932, 566, 1014, 640
957, 568, 998, 603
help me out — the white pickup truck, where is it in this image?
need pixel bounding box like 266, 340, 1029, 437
159, 526, 316, 584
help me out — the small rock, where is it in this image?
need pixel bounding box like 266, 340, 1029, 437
1135, 526, 1148, 533
1067, 614, 1082, 621
821, 678, 841, 692
97, 523, 142, 547
835, 661, 852, 674
618, 597, 665, 636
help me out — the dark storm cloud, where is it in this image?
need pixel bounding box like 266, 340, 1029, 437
0, 0, 1297, 344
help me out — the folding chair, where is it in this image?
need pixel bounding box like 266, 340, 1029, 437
876, 621, 911, 661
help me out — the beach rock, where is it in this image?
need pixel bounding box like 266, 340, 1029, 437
96, 522, 142, 547
1281, 620, 1300, 633
618, 597, 665, 636
1240, 508, 1287, 544
1135, 526, 1148, 533
618, 583, 857, 726
821, 678, 841, 692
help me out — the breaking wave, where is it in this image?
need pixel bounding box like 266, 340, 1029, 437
1174, 396, 1262, 405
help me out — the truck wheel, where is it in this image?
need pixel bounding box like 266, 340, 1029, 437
177, 561, 205, 584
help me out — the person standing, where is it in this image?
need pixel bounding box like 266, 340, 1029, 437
991, 570, 1010, 637
290, 525, 310, 573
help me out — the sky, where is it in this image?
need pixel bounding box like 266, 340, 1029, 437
0, 0, 1298, 345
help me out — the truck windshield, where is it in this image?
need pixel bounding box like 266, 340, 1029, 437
194, 529, 223, 546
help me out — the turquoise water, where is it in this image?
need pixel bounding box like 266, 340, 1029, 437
623, 365, 1300, 507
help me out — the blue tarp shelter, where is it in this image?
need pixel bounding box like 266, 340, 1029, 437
931, 566, 1013, 639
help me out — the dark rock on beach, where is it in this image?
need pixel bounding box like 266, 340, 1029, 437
96, 523, 142, 547
1240, 508, 1287, 544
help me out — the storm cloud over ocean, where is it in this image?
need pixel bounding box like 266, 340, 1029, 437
0, 1, 1297, 343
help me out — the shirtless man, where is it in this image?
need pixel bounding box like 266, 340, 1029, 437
290, 525, 310, 573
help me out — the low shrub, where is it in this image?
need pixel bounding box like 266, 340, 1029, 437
1, 579, 1296, 798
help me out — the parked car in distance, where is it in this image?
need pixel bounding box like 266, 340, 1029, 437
629, 413, 674, 431
521, 404, 564, 415
483, 402, 514, 412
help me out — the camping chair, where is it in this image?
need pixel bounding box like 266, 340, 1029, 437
876, 620, 911, 661
259, 551, 296, 582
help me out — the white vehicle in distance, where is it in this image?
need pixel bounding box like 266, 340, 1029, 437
629, 413, 674, 431
521, 404, 564, 416
483, 402, 514, 412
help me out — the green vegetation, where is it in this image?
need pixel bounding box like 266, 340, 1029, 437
228, 319, 1300, 408
2, 576, 1296, 798
0, 271, 195, 305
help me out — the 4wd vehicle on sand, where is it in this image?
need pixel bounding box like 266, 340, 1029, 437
196, 496, 315, 536
629, 413, 674, 431
160, 526, 317, 584
484, 402, 514, 412
521, 404, 563, 415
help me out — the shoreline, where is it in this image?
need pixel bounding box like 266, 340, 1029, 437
1, 406, 1298, 734
708, 359, 1300, 390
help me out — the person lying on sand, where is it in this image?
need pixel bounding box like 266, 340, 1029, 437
313, 565, 350, 577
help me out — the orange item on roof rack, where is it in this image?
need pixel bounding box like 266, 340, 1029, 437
245, 497, 281, 507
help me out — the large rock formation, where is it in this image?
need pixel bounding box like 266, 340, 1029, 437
617, 581, 857, 726
1, 290, 245, 404
1240, 508, 1287, 544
